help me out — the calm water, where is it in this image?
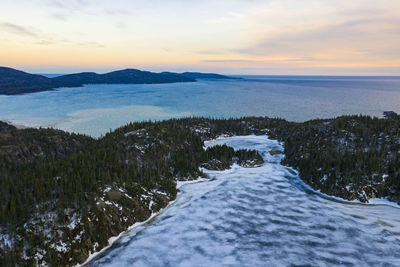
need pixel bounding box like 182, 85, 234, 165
0, 76, 400, 137
88, 136, 400, 266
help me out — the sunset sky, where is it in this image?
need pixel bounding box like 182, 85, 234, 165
1, 0, 399, 75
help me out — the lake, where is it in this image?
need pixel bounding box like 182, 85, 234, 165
1, 76, 400, 137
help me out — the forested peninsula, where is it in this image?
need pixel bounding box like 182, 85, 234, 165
0, 67, 240, 95
1, 115, 399, 266
0, 67, 195, 95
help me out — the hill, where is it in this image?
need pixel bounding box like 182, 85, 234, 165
53, 69, 195, 85
0, 67, 241, 95
0, 67, 57, 95
162, 71, 240, 80
181, 72, 241, 80
0, 67, 196, 95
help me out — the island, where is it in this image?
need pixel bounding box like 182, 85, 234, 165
0, 115, 399, 265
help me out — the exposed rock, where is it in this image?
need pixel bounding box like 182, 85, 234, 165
269, 150, 283, 155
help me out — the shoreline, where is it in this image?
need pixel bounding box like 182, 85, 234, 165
207, 135, 400, 210
284, 163, 400, 209
281, 161, 400, 209
78, 177, 211, 266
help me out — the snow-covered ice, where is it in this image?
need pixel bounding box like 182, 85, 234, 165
88, 135, 400, 266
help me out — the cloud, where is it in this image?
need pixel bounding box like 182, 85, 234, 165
33, 38, 104, 48
34, 40, 56, 45
76, 41, 105, 48
1, 0, 399, 75
196, 50, 229, 55
0, 21, 104, 48
45, 0, 131, 22
206, 12, 245, 24
44, 0, 96, 21
235, 16, 400, 62
285, 57, 316, 62
202, 59, 251, 63
46, 0, 91, 9
50, 13, 69, 21
46, 0, 65, 9
0, 22, 38, 37
104, 9, 131, 16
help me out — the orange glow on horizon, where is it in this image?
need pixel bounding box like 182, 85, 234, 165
0, 0, 399, 75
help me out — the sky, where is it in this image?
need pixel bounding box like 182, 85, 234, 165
0, 0, 399, 75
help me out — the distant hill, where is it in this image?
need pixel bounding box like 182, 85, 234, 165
163, 72, 241, 80
181, 72, 241, 80
0, 67, 196, 95
53, 69, 195, 86
51, 72, 99, 87
0, 67, 57, 95
0, 67, 240, 95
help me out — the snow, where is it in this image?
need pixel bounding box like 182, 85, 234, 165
0, 233, 12, 248
140, 194, 150, 200
134, 144, 146, 154
67, 214, 80, 230
114, 203, 123, 212
50, 241, 68, 252
77, 156, 217, 266
123, 192, 133, 200
152, 190, 167, 195
176, 178, 210, 189
148, 200, 154, 209
35, 252, 44, 260
89, 135, 400, 267
73, 229, 85, 243
124, 129, 146, 137
124, 131, 135, 137
77, 190, 184, 267
368, 198, 400, 208
77, 134, 400, 266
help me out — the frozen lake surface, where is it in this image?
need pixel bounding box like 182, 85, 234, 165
88, 135, 400, 266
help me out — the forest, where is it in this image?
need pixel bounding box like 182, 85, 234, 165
0, 115, 399, 266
